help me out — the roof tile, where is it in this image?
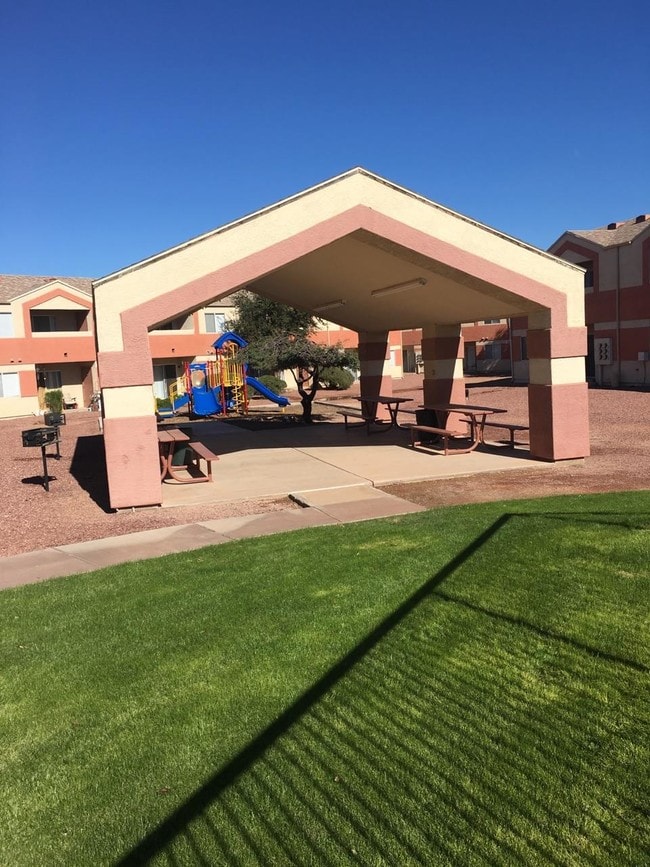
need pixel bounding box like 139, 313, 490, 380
0, 275, 93, 304
570, 215, 650, 247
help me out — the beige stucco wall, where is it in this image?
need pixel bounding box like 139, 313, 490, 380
0, 363, 38, 419
31, 296, 89, 311
619, 243, 640, 287
0, 396, 39, 418
95, 170, 586, 354
599, 249, 620, 290
9, 298, 26, 338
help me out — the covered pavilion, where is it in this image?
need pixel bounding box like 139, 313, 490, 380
93, 168, 589, 510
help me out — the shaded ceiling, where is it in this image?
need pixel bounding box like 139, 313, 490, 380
248, 229, 547, 331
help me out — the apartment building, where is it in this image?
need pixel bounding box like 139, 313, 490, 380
0, 273, 512, 420
312, 320, 511, 377
0, 276, 96, 418
0, 275, 236, 419
510, 214, 650, 386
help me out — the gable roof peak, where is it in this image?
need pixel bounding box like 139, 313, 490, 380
565, 213, 650, 248
0, 274, 94, 303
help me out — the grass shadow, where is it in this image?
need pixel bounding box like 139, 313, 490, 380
116, 508, 649, 864
432, 589, 649, 673
117, 515, 509, 864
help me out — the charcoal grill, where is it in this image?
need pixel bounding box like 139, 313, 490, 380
21, 426, 60, 490
44, 411, 66, 427
22, 427, 58, 447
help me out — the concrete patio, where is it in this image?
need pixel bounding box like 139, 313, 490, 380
160, 416, 543, 508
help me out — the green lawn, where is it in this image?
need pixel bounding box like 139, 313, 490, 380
1, 491, 649, 865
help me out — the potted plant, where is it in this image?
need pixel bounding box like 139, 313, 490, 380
156, 397, 175, 419
44, 389, 65, 427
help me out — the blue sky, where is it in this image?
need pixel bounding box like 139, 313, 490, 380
2, 0, 648, 278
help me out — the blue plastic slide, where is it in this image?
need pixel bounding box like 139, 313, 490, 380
192, 387, 222, 416
213, 332, 290, 407
245, 376, 290, 407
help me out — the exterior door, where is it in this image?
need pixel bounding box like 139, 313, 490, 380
586, 334, 595, 380
464, 342, 477, 373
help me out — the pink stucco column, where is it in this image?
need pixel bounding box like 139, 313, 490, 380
97, 325, 163, 509
421, 325, 466, 431
358, 331, 392, 420
527, 318, 590, 461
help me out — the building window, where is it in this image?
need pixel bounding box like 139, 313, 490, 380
520, 336, 528, 361
482, 319, 501, 325
0, 371, 20, 397
31, 314, 56, 332
153, 364, 179, 400
578, 260, 594, 289
0, 312, 13, 337
154, 315, 192, 331
481, 343, 501, 360
205, 312, 226, 333
38, 370, 62, 389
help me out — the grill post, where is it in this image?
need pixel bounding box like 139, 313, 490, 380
21, 426, 60, 491
41, 444, 50, 492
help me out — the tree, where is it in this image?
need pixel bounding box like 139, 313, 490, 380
230, 293, 358, 423
246, 334, 358, 423
229, 292, 316, 343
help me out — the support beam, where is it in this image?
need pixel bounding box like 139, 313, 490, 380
421, 325, 466, 430
527, 317, 590, 461
101, 381, 162, 508
358, 331, 392, 420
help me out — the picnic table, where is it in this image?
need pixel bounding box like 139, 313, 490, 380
336, 394, 413, 433
411, 403, 508, 454
357, 395, 413, 428
157, 428, 219, 483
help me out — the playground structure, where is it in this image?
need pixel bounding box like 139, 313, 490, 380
167, 332, 289, 418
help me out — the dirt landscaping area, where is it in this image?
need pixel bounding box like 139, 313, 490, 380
1, 381, 648, 558
0, 412, 293, 559
384, 382, 650, 508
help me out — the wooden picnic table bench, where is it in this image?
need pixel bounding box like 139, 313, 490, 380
408, 424, 475, 456
158, 428, 219, 483
336, 395, 414, 434
336, 407, 375, 433
482, 421, 529, 447
187, 441, 220, 482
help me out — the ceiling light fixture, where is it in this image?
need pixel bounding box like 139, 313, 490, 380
314, 299, 346, 312
370, 277, 427, 298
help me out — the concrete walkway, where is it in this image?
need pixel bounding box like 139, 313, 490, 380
0, 486, 424, 590
1, 416, 542, 591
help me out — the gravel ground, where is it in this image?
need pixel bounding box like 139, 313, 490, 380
0, 412, 294, 559
2, 381, 648, 557
384, 380, 650, 508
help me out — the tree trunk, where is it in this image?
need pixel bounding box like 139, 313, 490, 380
296, 365, 317, 424
300, 393, 314, 423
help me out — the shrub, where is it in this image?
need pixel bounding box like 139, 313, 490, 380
156, 397, 172, 409
44, 389, 64, 413
255, 375, 287, 394
319, 367, 355, 390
